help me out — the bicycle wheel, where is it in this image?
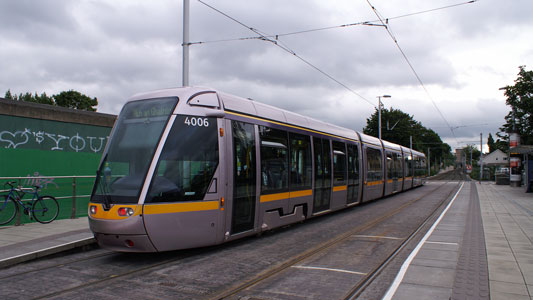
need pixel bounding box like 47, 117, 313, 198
32, 196, 59, 224
0, 195, 18, 225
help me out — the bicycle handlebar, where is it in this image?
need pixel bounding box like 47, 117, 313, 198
3, 181, 41, 191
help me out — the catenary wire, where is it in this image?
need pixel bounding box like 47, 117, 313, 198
196, 0, 375, 107
189, 0, 478, 45
365, 0, 459, 143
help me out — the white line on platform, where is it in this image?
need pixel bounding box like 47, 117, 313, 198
425, 241, 459, 245
292, 265, 367, 275
382, 182, 465, 300
352, 235, 402, 240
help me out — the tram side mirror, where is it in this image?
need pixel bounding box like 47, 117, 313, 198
205, 111, 226, 118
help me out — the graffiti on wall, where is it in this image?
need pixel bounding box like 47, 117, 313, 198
23, 172, 59, 189
0, 128, 108, 153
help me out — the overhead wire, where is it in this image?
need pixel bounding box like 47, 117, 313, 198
196, 0, 375, 107
189, 0, 477, 45
365, 0, 460, 143
193, 0, 480, 134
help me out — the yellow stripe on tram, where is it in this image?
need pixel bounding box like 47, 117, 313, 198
333, 185, 347, 192
260, 189, 313, 203
143, 201, 219, 215
366, 180, 384, 186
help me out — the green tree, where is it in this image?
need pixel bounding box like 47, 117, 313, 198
363, 107, 418, 146
499, 66, 533, 144
462, 144, 481, 165
4, 90, 54, 105
4, 89, 98, 111
487, 132, 507, 153
53, 90, 98, 111
363, 107, 453, 167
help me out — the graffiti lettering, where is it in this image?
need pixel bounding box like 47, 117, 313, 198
33, 131, 45, 144
88, 137, 107, 153
70, 133, 86, 152
0, 129, 29, 148
45, 133, 68, 151
23, 172, 59, 189
0, 128, 108, 153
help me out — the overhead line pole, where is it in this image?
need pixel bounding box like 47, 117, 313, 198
182, 0, 190, 86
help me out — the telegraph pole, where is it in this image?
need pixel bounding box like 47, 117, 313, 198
182, 0, 190, 86
480, 132, 483, 182
377, 95, 391, 140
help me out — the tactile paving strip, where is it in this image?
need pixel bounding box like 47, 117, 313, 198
451, 182, 490, 299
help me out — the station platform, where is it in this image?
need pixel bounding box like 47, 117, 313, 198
388, 181, 533, 300
0, 182, 531, 300
0, 217, 94, 268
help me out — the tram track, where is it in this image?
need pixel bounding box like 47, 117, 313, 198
343, 181, 463, 299
207, 180, 463, 300
2, 179, 462, 300
0, 247, 111, 280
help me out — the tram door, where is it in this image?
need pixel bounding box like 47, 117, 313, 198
231, 121, 257, 234
313, 138, 332, 213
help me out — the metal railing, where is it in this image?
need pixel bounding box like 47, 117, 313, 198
0, 175, 95, 226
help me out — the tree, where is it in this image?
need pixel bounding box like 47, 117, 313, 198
487, 133, 495, 153
462, 144, 481, 165
487, 132, 507, 153
4, 89, 98, 111
363, 107, 453, 167
54, 90, 98, 112
499, 66, 533, 144
4, 90, 54, 105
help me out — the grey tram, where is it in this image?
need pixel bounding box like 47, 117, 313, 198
88, 87, 427, 252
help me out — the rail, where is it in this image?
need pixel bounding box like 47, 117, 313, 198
0, 175, 95, 226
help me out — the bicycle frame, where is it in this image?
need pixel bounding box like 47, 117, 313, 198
5, 185, 40, 215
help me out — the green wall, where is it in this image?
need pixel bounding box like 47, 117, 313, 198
0, 114, 112, 224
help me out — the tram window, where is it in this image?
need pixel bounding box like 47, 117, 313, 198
386, 152, 394, 179
289, 133, 312, 190
347, 144, 360, 203
232, 121, 256, 234
260, 126, 289, 194
333, 141, 347, 186
146, 115, 218, 203
366, 148, 383, 182
395, 153, 403, 178
313, 138, 332, 213
405, 155, 414, 177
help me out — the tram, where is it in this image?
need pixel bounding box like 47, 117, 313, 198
88, 87, 427, 252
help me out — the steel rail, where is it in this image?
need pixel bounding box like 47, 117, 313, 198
343, 181, 463, 299
207, 181, 460, 300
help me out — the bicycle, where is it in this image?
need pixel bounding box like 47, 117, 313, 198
0, 181, 59, 225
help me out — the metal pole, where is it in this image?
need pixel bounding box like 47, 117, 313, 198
480, 133, 483, 182
427, 148, 430, 176
182, 0, 190, 87
378, 96, 382, 140
410, 136, 412, 149
71, 177, 77, 219
376, 95, 390, 140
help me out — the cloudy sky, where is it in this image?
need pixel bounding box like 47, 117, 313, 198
1, 0, 532, 151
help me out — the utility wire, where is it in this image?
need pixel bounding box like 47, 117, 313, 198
189, 0, 477, 45
196, 0, 375, 107
365, 0, 459, 142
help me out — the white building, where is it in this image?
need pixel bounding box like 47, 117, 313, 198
481, 149, 508, 167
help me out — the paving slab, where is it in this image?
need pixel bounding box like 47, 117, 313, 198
0, 217, 94, 269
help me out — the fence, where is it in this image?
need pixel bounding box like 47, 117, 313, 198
0, 175, 96, 226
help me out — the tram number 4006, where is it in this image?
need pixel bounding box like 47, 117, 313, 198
184, 116, 210, 127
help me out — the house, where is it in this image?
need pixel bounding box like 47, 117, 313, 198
481, 149, 508, 167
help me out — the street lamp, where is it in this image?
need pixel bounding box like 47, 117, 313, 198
377, 95, 391, 140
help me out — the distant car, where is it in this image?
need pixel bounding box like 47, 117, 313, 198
496, 167, 509, 175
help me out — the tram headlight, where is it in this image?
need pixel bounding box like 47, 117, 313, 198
118, 207, 134, 217
90, 205, 97, 215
